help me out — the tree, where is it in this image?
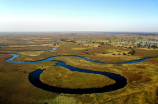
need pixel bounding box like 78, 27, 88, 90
123, 52, 126, 55
151, 45, 157, 49
128, 49, 135, 55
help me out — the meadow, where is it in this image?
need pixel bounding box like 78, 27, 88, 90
0, 32, 158, 104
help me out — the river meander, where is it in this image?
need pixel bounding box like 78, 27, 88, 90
4, 54, 158, 94
1, 45, 158, 94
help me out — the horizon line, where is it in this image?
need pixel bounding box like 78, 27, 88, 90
0, 31, 158, 33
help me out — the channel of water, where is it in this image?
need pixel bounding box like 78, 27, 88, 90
5, 54, 158, 94
1, 45, 158, 94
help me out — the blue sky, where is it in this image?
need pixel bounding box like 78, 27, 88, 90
0, 0, 158, 32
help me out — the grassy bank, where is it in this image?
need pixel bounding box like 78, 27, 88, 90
0, 55, 59, 104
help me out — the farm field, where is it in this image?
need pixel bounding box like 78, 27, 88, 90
0, 32, 158, 104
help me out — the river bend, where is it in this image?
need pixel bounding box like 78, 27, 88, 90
4, 54, 158, 94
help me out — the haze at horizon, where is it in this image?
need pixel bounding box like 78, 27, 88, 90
0, 0, 158, 32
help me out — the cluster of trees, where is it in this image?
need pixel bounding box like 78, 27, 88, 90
60, 38, 67, 41
136, 42, 158, 49
128, 49, 135, 55
53, 43, 58, 46
150, 45, 157, 49
60, 38, 76, 43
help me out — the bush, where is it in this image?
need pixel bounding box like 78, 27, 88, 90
123, 52, 126, 55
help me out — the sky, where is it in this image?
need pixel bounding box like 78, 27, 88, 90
0, 0, 158, 32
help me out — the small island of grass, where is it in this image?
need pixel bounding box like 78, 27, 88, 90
40, 66, 115, 89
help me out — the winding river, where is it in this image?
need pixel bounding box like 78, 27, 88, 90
5, 54, 158, 94
1, 45, 158, 94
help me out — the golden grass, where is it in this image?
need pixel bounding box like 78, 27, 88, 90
82, 43, 100, 47
40, 66, 115, 89
106, 48, 122, 52
18, 51, 45, 56
71, 48, 86, 50
1, 33, 158, 104
0, 55, 59, 104
13, 51, 57, 62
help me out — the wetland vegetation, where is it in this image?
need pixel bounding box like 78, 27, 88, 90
0, 32, 158, 104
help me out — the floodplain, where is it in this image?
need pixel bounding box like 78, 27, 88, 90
0, 32, 158, 104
